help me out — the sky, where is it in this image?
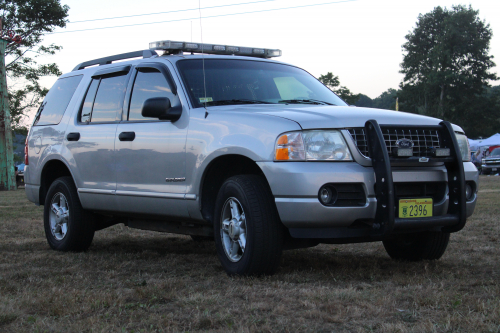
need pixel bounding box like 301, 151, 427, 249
13, 0, 500, 116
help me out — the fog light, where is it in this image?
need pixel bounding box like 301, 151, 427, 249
318, 186, 337, 206
393, 148, 413, 157
434, 148, 450, 157
465, 183, 473, 201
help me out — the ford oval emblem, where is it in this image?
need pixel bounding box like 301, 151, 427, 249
396, 138, 414, 149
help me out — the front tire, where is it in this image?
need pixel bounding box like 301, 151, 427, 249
383, 231, 450, 261
43, 177, 95, 251
214, 175, 284, 276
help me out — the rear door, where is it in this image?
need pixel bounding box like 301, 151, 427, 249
67, 66, 130, 211
114, 63, 189, 218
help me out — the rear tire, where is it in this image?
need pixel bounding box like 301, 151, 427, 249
214, 175, 284, 276
383, 231, 450, 261
43, 177, 95, 251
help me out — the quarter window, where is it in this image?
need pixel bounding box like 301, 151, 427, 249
80, 79, 99, 123
33, 75, 83, 126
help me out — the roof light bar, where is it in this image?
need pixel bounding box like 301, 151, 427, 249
149, 40, 282, 58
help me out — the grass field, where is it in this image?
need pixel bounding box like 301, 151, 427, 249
1, 177, 499, 332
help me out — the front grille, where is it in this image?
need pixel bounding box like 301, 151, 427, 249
347, 127, 442, 158
485, 159, 500, 164
394, 182, 447, 203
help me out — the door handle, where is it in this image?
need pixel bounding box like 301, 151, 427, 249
119, 132, 136, 141
66, 132, 80, 141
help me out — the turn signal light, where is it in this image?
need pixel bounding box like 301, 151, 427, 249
274, 132, 305, 161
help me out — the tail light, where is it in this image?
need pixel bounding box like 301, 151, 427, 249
24, 137, 29, 165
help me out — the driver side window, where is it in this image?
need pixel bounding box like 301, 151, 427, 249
128, 69, 175, 121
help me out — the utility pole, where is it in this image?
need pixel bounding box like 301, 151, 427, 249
0, 18, 16, 191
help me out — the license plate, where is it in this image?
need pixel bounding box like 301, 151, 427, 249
399, 198, 433, 218
492, 168, 497, 171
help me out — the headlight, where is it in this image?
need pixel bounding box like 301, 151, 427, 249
275, 130, 352, 161
455, 133, 471, 162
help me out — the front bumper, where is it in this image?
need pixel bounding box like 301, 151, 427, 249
259, 161, 477, 229
258, 120, 478, 239
482, 164, 500, 173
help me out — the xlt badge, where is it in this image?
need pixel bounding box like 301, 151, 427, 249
166, 177, 186, 182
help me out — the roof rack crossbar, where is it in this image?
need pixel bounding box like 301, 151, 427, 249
72, 50, 156, 71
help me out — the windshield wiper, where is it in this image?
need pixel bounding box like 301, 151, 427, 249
205, 99, 274, 106
279, 99, 334, 105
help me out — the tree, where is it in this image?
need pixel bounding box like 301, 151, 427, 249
318, 72, 360, 105
399, 5, 497, 134
457, 85, 500, 138
372, 88, 399, 110
1, 0, 68, 132
355, 94, 373, 108
355, 89, 400, 110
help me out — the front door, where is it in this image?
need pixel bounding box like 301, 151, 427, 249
114, 64, 189, 218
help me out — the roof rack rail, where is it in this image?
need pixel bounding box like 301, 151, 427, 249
72, 50, 157, 71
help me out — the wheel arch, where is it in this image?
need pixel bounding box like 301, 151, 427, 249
199, 154, 273, 224
39, 158, 75, 205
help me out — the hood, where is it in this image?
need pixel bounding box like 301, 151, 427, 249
220, 104, 464, 132
485, 155, 500, 160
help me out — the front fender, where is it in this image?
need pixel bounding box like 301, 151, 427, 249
184, 108, 301, 221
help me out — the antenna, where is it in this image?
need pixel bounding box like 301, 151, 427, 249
198, 0, 208, 118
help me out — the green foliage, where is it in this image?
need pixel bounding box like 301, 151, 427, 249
318, 72, 360, 105
355, 94, 373, 108
355, 89, 400, 111
13, 151, 23, 163
455, 85, 500, 138
1, 0, 69, 132
399, 5, 498, 136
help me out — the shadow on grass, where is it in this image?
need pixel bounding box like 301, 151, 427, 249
90, 235, 217, 256
1, 230, 478, 285
274, 246, 479, 286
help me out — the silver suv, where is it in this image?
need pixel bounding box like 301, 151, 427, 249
24, 40, 478, 275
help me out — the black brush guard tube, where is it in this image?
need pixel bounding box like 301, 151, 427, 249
365, 120, 466, 235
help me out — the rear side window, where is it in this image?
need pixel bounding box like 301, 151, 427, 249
33, 75, 83, 126
80, 73, 128, 123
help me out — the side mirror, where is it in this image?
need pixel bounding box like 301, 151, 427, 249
141, 97, 181, 121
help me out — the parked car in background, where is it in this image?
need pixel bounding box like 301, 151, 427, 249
481, 148, 500, 175
16, 163, 25, 188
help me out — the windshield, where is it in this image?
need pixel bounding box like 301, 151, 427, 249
176, 59, 348, 108
491, 148, 500, 157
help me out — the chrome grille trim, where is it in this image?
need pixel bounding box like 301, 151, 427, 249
347, 128, 442, 158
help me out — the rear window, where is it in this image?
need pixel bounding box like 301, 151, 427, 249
33, 75, 83, 126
